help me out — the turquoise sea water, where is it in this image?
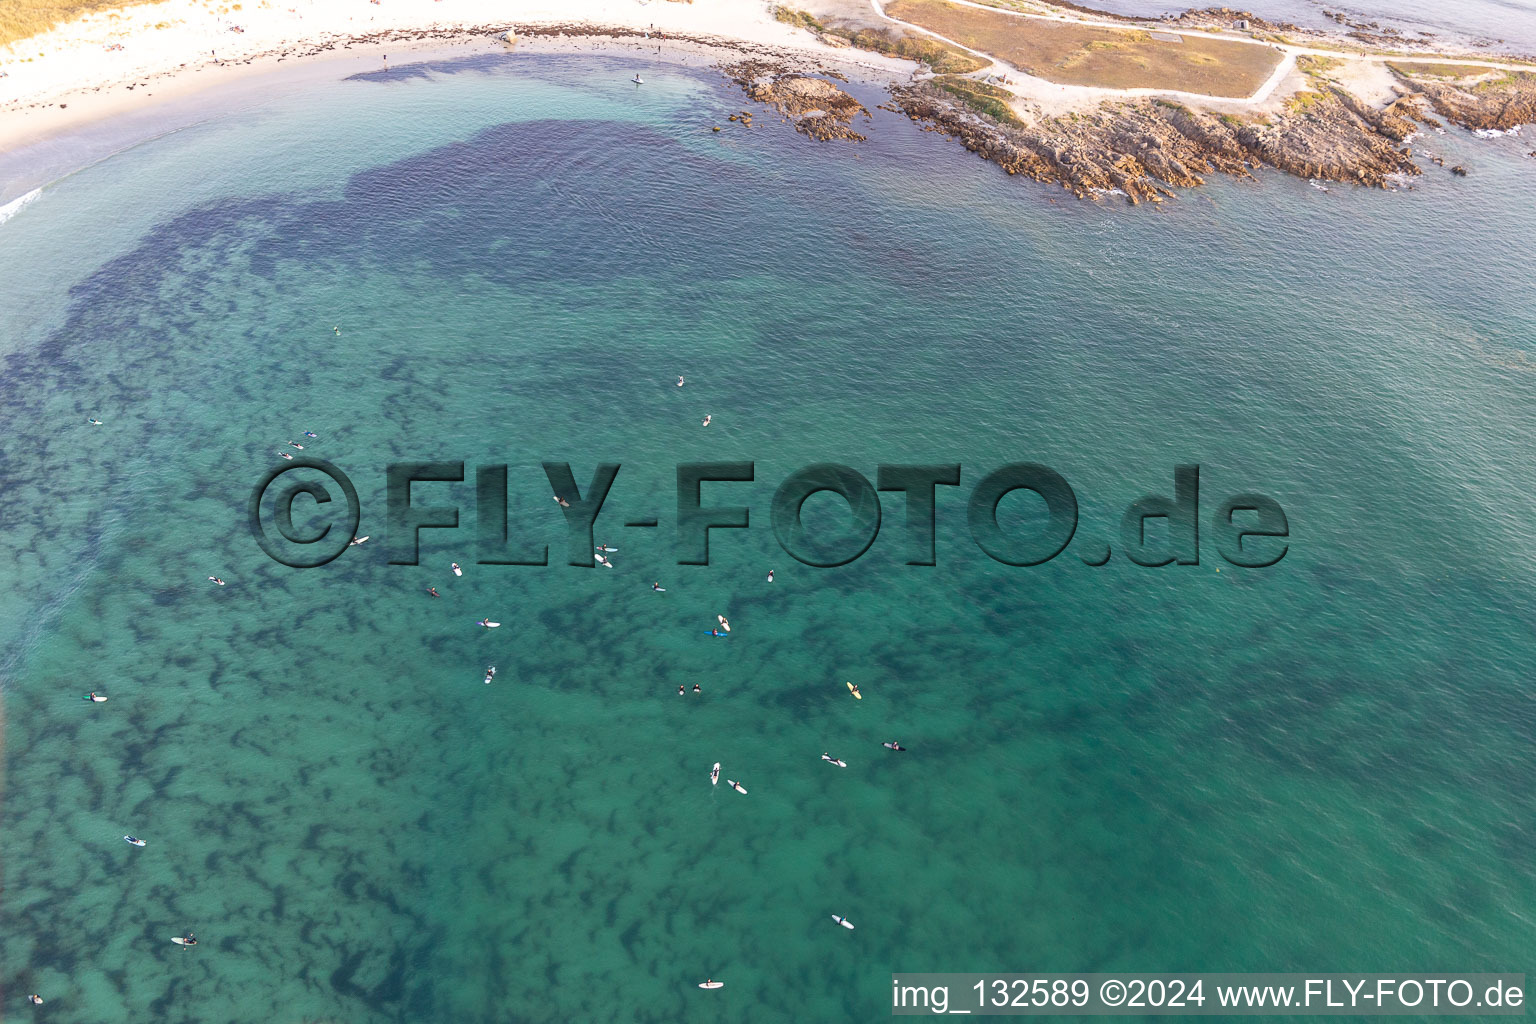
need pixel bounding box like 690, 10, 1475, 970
2, 50, 1535, 1022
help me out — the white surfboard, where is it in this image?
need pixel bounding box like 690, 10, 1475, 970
170, 937, 194, 946
710, 762, 720, 785
831, 915, 854, 930
349, 536, 369, 546
87, 694, 108, 703
717, 615, 730, 632
123, 835, 146, 847
452, 563, 463, 576
727, 779, 746, 794
821, 754, 847, 767
477, 620, 501, 628
699, 980, 724, 989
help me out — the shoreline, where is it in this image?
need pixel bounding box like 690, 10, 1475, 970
0, 1, 902, 157
1, 0, 1531, 206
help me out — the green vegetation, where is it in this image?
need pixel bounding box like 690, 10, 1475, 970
774, 5, 988, 73
1386, 61, 1497, 80
772, 6, 826, 33
0, 0, 156, 50
931, 74, 1023, 124
884, 0, 1282, 98
1284, 89, 1328, 113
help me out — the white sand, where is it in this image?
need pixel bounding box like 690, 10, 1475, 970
0, 0, 906, 152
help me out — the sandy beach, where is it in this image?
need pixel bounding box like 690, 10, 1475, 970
0, 0, 898, 154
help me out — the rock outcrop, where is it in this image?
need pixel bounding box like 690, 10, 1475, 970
888, 81, 1422, 203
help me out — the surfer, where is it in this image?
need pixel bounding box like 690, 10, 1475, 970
288, 441, 304, 449
180, 932, 197, 947
884, 740, 905, 751
28, 994, 43, 1005
709, 629, 726, 637
821, 753, 846, 766
717, 615, 730, 632
677, 375, 685, 387
85, 692, 107, 702
767, 569, 774, 583
652, 582, 665, 592
278, 451, 294, 460
597, 554, 613, 568
632, 73, 643, 84
679, 685, 685, 696
333, 326, 340, 335
552, 495, 570, 508
349, 536, 368, 546
701, 414, 711, 427
484, 666, 496, 685
710, 762, 720, 785
452, 562, 462, 576
124, 835, 146, 847
303, 431, 318, 438
88, 417, 103, 425
428, 587, 439, 598
848, 682, 862, 699
209, 577, 225, 586
692, 683, 701, 693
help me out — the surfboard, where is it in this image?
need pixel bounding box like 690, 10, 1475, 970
699, 981, 724, 989
883, 742, 904, 751
832, 915, 855, 930
704, 631, 728, 637
710, 762, 720, 785
170, 937, 193, 946
847, 682, 861, 699
86, 694, 108, 702
350, 536, 369, 545
124, 836, 146, 847
727, 780, 747, 794
452, 564, 463, 576
595, 547, 619, 553
822, 755, 846, 767
477, 621, 501, 628
717, 615, 730, 632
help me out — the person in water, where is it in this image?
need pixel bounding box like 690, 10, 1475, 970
692, 683, 701, 693
652, 582, 664, 591
678, 685, 685, 696
710, 629, 724, 637
428, 587, 439, 598
28, 994, 42, 1005
767, 569, 774, 582
181, 932, 197, 946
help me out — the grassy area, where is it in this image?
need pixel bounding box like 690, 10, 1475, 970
931, 73, 1023, 124
1387, 61, 1498, 80
775, 6, 987, 74
0, 0, 159, 50
884, 0, 1281, 97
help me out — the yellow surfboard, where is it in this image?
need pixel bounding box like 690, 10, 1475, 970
846, 681, 861, 699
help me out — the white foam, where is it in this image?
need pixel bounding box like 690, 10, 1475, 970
0, 187, 42, 226
1474, 124, 1524, 139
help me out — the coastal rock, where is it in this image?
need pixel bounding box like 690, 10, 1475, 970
1393, 69, 1536, 131
724, 60, 870, 141
889, 81, 1421, 204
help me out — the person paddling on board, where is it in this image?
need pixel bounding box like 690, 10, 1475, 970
652, 582, 665, 592
767, 569, 774, 582
884, 740, 905, 751
428, 587, 439, 598
692, 683, 701, 693
28, 994, 43, 1005
179, 932, 197, 947
303, 431, 318, 438
679, 685, 685, 696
